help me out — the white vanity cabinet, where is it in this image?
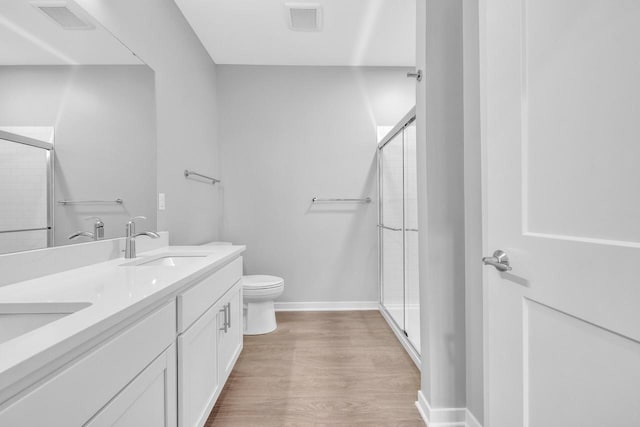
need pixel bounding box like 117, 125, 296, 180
0, 253, 245, 427
177, 257, 243, 427
0, 301, 177, 427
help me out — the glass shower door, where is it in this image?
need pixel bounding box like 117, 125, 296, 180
379, 130, 405, 330
403, 121, 420, 351
378, 112, 420, 356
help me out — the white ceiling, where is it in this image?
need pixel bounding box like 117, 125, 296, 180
174, 0, 416, 66
0, 0, 141, 65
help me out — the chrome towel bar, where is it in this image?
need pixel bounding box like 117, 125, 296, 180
184, 169, 220, 185
0, 227, 51, 234
312, 197, 371, 203
58, 199, 123, 205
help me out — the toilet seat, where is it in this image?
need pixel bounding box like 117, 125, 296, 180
242, 275, 284, 290
243, 284, 283, 296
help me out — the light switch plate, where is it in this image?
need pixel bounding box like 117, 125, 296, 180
158, 193, 165, 210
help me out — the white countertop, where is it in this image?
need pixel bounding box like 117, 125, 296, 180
0, 244, 245, 394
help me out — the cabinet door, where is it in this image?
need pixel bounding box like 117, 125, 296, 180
0, 302, 176, 427
85, 344, 177, 427
217, 283, 243, 384
177, 301, 222, 427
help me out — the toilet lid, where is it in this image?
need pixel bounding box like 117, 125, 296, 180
242, 275, 284, 290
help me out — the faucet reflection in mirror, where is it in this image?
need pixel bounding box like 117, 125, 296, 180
68, 217, 104, 242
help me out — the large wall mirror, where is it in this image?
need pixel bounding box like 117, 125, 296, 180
0, 0, 157, 255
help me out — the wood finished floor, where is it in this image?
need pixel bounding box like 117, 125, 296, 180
206, 311, 423, 426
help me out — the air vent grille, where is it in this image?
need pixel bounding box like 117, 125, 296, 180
286, 3, 322, 31
33, 3, 94, 30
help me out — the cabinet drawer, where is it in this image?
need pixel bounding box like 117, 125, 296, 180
0, 301, 176, 426
177, 257, 242, 333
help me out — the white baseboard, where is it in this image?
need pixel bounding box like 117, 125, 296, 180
274, 301, 378, 311
416, 391, 482, 427
466, 411, 482, 427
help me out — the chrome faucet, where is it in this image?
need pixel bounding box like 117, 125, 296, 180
124, 216, 160, 259
68, 217, 105, 241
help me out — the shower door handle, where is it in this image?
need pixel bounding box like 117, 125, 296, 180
378, 224, 402, 231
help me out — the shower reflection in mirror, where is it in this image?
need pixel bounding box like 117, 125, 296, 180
0, 129, 53, 255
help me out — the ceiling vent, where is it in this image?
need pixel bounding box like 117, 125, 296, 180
285, 3, 322, 32
31, 1, 95, 30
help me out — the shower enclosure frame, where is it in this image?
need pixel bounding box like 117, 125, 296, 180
377, 107, 420, 368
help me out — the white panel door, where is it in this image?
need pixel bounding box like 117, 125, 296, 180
482, 0, 640, 425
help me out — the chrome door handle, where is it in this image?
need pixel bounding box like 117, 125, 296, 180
482, 250, 512, 272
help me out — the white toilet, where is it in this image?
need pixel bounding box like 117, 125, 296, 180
199, 243, 284, 335
242, 275, 284, 335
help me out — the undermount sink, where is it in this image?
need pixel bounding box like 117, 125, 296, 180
0, 302, 92, 345
134, 255, 208, 267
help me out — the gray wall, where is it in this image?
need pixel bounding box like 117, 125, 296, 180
78, 0, 222, 244
0, 65, 157, 244
416, 0, 468, 411
416, 0, 485, 422
463, 0, 484, 422
217, 65, 414, 303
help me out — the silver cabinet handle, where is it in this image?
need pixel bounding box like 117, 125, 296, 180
482, 250, 512, 272
219, 307, 228, 333
226, 302, 231, 330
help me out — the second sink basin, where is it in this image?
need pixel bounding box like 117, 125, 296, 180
135, 255, 208, 267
